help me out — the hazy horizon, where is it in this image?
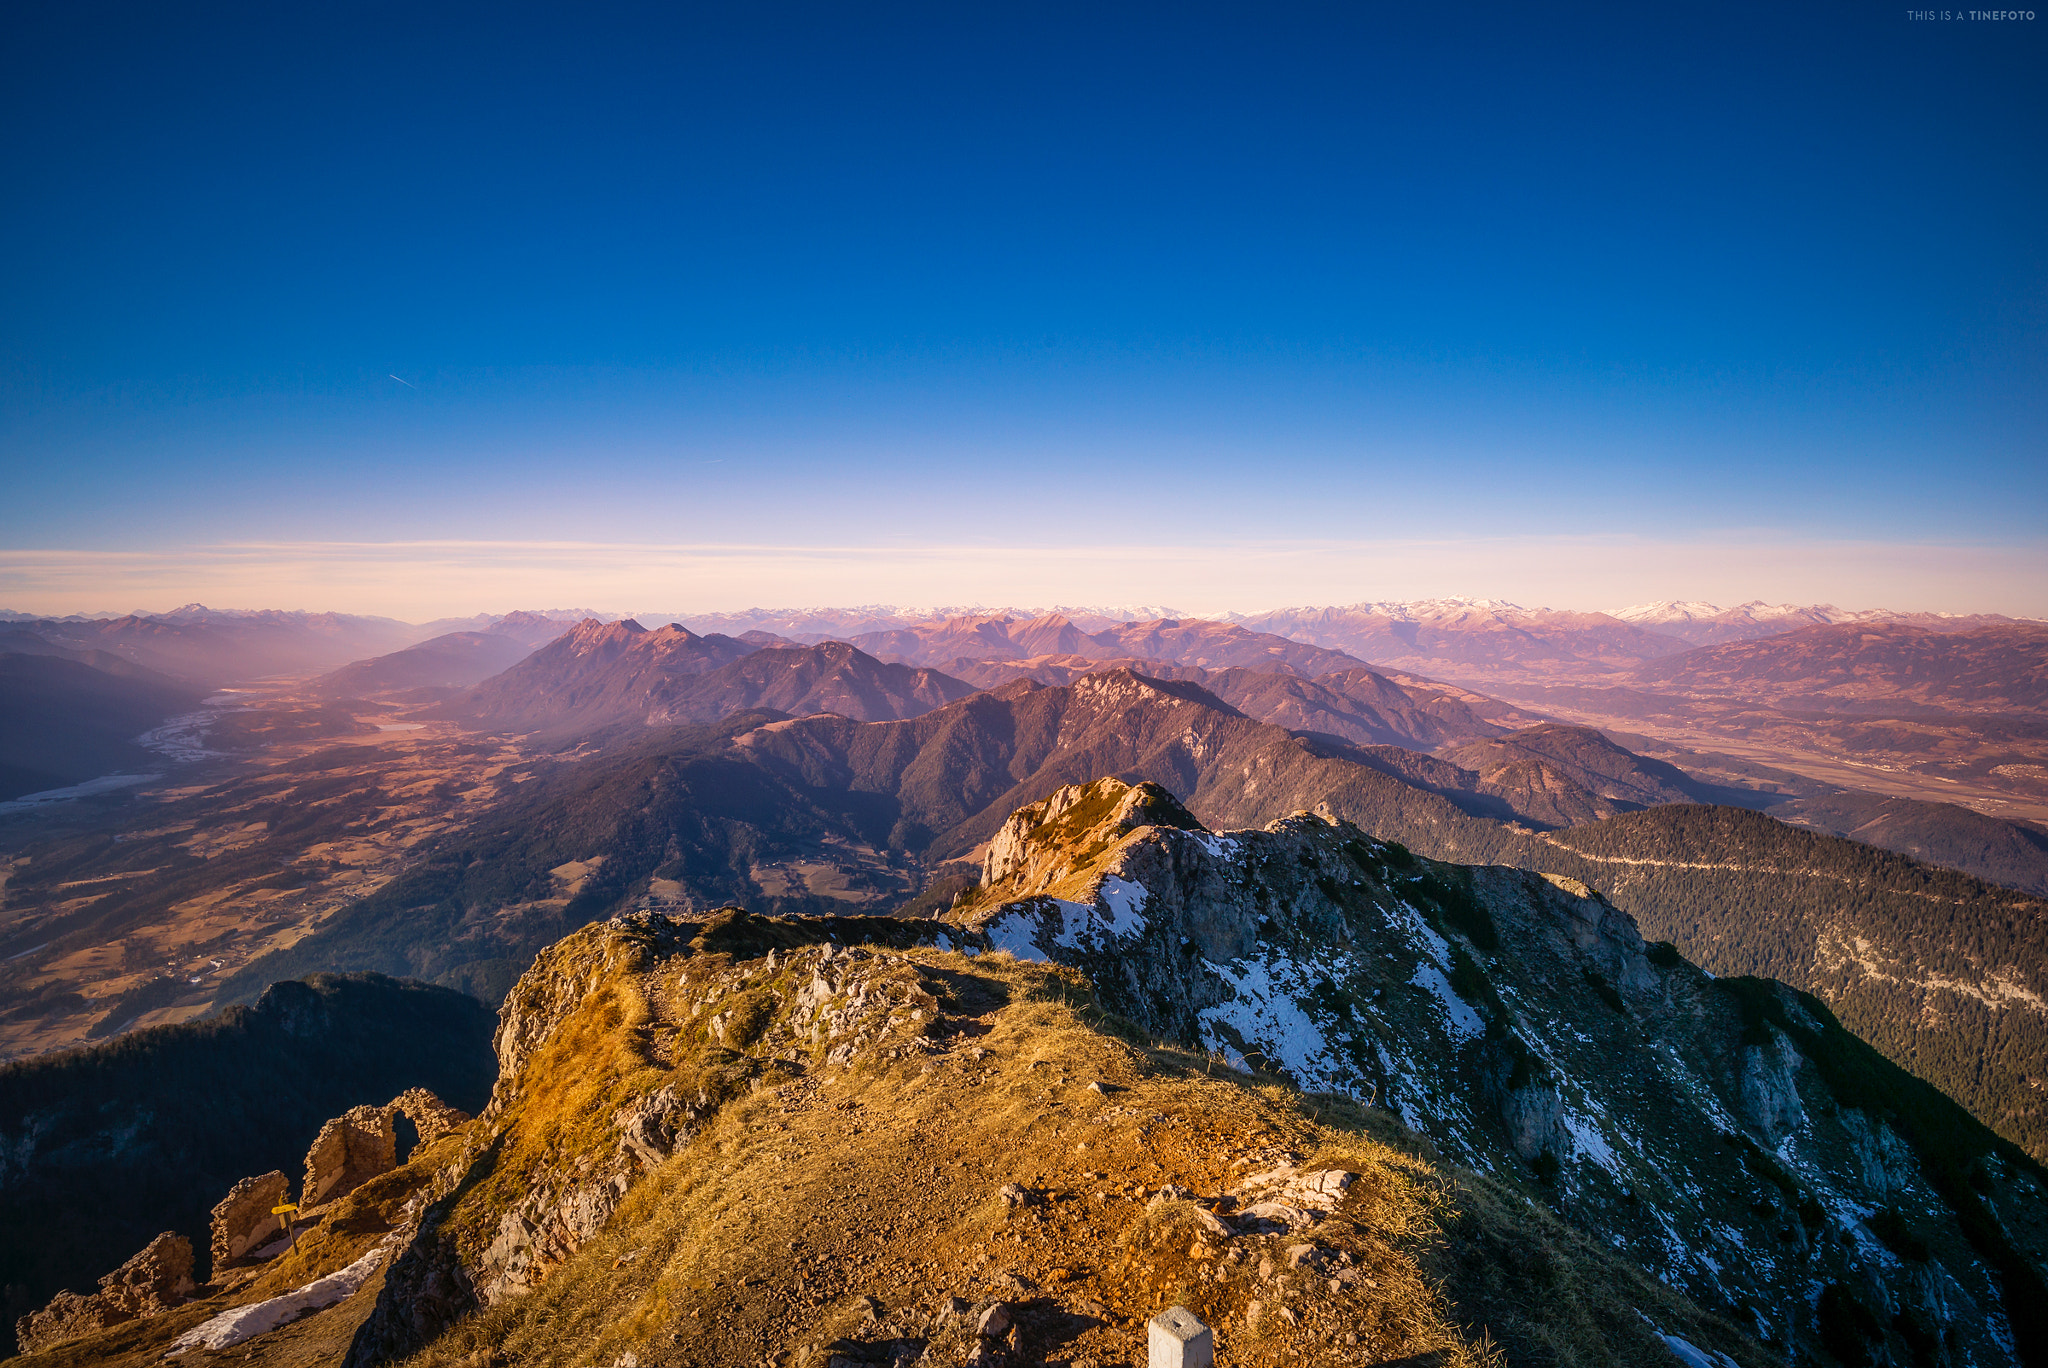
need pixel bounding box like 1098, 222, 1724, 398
5, 568, 2044, 628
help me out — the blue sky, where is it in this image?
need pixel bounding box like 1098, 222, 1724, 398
3, 2, 2043, 616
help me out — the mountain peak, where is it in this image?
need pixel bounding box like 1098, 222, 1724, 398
563, 616, 645, 649
976, 777, 1205, 902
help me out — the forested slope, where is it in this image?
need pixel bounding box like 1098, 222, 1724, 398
1530, 807, 2048, 1163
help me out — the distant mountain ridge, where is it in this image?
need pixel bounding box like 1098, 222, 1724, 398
1225, 600, 1692, 670
1630, 620, 2048, 712
834, 612, 1372, 676
1612, 599, 2035, 646
10, 606, 418, 687
651, 603, 1193, 637
422, 620, 972, 732
308, 612, 580, 700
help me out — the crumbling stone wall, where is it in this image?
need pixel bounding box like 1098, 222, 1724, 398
14, 1231, 194, 1353
389, 1087, 470, 1149
303, 1103, 397, 1207
210, 1169, 291, 1270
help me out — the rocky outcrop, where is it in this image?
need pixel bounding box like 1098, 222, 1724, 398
1736, 1029, 1808, 1147
341, 1212, 477, 1368
978, 777, 1201, 899
210, 1169, 291, 1270
14, 1231, 195, 1352
303, 1104, 397, 1207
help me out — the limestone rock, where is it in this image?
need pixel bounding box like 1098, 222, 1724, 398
210, 1169, 291, 1270
1736, 1030, 1808, 1147
1236, 1200, 1314, 1232
979, 778, 1199, 900
304, 1103, 398, 1207
15, 1231, 195, 1353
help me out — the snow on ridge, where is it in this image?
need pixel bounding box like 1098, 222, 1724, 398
1651, 1327, 1741, 1368
1409, 961, 1485, 1041
1093, 877, 1150, 938
1199, 953, 1350, 1092
1560, 1104, 1621, 1174
984, 880, 1152, 959
981, 908, 1054, 962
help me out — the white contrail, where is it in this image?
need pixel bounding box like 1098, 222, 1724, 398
389, 374, 416, 388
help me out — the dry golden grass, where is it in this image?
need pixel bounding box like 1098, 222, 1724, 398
403, 949, 1503, 1368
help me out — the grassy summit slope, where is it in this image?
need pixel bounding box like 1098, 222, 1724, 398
17, 914, 1766, 1368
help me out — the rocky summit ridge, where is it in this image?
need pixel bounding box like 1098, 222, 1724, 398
14, 782, 2046, 1368
941, 780, 2048, 1366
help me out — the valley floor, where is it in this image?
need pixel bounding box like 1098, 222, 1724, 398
0, 680, 533, 1059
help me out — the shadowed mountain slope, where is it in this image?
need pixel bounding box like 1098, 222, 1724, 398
1202, 666, 1505, 749
0, 653, 201, 800
309, 631, 541, 699
423, 622, 971, 734
0, 972, 495, 1357
656, 642, 978, 726
1765, 792, 2048, 896
1431, 723, 1753, 827
421, 618, 760, 730
930, 658, 1508, 751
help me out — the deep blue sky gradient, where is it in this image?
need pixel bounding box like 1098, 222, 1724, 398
2, 1, 2043, 605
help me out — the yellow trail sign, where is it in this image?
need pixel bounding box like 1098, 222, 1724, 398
272, 1204, 299, 1216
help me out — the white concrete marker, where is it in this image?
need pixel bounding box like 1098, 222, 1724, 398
1149, 1305, 1214, 1368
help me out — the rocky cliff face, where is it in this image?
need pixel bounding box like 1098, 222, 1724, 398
943, 779, 2048, 1367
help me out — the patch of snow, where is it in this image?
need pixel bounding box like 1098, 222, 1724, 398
1409, 962, 1485, 1041
1653, 1329, 1739, 1368
1199, 954, 1347, 1092
169, 1247, 384, 1353
1091, 877, 1150, 938
1560, 1107, 1620, 1174
1396, 904, 1455, 967
980, 909, 1052, 962
1193, 833, 1239, 862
